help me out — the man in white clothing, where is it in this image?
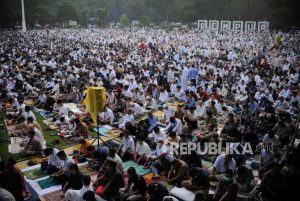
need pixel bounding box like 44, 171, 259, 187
99, 107, 114, 124
134, 137, 152, 164
43, 147, 63, 174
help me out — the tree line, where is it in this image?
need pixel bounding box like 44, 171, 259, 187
0, 0, 299, 29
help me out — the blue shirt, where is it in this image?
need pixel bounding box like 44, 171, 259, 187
189, 67, 198, 80
186, 97, 196, 108
248, 101, 258, 112
147, 116, 158, 132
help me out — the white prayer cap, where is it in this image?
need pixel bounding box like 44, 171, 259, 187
163, 104, 168, 109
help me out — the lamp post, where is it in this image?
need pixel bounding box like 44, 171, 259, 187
21, 0, 27, 32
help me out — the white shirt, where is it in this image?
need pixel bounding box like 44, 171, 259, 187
159, 91, 169, 103
195, 104, 206, 118
34, 127, 45, 146
23, 111, 36, 121
48, 148, 63, 168
165, 118, 182, 135
108, 154, 124, 172
156, 144, 174, 161
51, 84, 60, 94
38, 94, 47, 103
279, 89, 291, 99
131, 103, 144, 116
121, 136, 135, 154
136, 141, 151, 157
65, 185, 93, 201
151, 130, 167, 143
59, 105, 69, 117
99, 108, 114, 124
263, 134, 280, 151
175, 90, 187, 102
119, 114, 134, 129
213, 154, 236, 174
63, 157, 74, 172
163, 108, 175, 122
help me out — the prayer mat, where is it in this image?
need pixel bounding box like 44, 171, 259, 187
135, 114, 147, 122
9, 137, 24, 153
107, 129, 122, 138
40, 190, 66, 201
170, 187, 195, 201
37, 177, 58, 189
93, 127, 109, 135
103, 139, 120, 149
24, 167, 47, 180
79, 164, 97, 175
123, 160, 151, 176
153, 110, 164, 118
25, 182, 40, 201
39, 111, 48, 119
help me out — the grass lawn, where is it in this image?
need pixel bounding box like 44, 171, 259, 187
0, 109, 98, 162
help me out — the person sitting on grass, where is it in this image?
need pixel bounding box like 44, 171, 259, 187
43, 147, 63, 174
74, 118, 89, 139
21, 130, 43, 157
26, 116, 42, 133
167, 158, 189, 187
120, 167, 147, 201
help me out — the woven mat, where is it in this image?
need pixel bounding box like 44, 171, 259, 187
40, 190, 66, 201
78, 164, 97, 175
107, 129, 122, 138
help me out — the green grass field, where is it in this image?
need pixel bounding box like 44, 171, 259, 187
0, 108, 100, 162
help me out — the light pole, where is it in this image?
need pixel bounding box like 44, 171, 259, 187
21, 0, 27, 32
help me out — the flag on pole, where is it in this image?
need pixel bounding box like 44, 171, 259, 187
83, 87, 106, 125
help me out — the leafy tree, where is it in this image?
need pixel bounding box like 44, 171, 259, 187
139, 14, 150, 26
120, 13, 130, 26
57, 0, 78, 25
96, 8, 108, 26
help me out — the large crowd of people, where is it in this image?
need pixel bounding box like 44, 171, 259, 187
0, 27, 299, 201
